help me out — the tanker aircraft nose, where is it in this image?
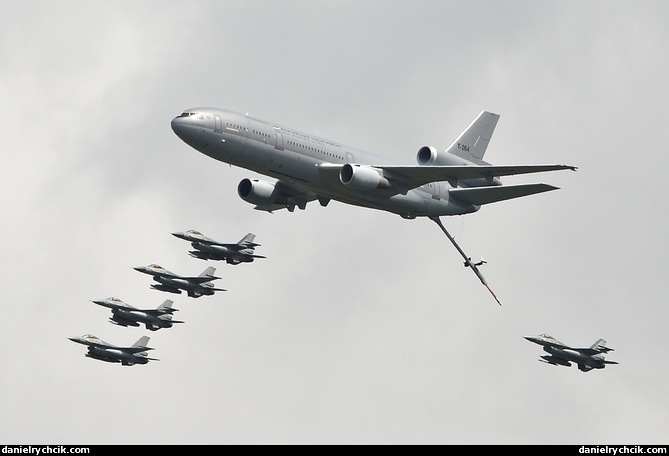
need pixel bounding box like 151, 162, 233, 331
171, 111, 195, 140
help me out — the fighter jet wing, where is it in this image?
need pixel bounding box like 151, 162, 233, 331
183, 275, 221, 283
139, 308, 178, 315
576, 347, 614, 355
120, 346, 154, 354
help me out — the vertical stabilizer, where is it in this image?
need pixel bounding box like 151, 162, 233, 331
133, 336, 150, 348
158, 299, 174, 310
238, 233, 256, 245
590, 339, 612, 352
445, 111, 500, 161
200, 266, 217, 277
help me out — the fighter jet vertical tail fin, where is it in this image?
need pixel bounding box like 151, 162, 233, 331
238, 233, 257, 246
445, 111, 500, 161
158, 299, 175, 311
132, 336, 150, 348
590, 338, 606, 348
200, 266, 217, 278
590, 339, 613, 353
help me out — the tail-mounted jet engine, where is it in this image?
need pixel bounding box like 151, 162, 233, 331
417, 145, 469, 166
416, 146, 501, 186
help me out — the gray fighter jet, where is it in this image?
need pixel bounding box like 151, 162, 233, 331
69, 334, 158, 366
92, 297, 184, 331
172, 230, 266, 264
134, 264, 225, 298
525, 334, 618, 372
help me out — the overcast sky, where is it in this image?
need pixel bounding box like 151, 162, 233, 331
2, 0, 668, 445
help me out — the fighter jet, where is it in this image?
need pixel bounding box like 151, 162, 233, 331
92, 297, 184, 331
525, 334, 618, 372
134, 264, 225, 298
69, 334, 158, 366
172, 230, 266, 264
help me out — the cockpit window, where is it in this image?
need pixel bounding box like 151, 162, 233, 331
187, 230, 202, 235
177, 112, 198, 118
148, 263, 162, 269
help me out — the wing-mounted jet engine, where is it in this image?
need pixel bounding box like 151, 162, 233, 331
339, 164, 391, 190
237, 178, 316, 212
237, 179, 284, 207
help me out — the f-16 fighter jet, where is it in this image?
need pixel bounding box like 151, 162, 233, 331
134, 264, 225, 298
172, 230, 266, 264
69, 334, 158, 366
525, 334, 618, 372
92, 297, 184, 331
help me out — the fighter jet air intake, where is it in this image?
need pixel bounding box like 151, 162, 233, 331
171, 108, 576, 305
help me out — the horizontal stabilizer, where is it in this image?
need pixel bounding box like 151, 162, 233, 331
449, 183, 559, 206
